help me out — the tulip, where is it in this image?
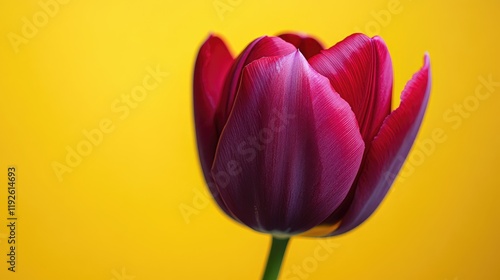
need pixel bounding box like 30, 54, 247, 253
193, 32, 431, 279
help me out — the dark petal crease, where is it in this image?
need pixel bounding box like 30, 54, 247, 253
278, 33, 324, 60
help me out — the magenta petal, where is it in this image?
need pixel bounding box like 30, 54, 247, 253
309, 34, 393, 145
215, 37, 296, 132
193, 35, 234, 215
278, 33, 324, 60
211, 51, 365, 235
331, 54, 431, 235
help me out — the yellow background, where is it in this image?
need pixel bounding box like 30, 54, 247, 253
1, 0, 499, 279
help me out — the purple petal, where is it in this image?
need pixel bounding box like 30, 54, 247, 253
193, 35, 234, 215
211, 51, 365, 235
330, 54, 431, 235
215, 36, 296, 132
309, 34, 393, 146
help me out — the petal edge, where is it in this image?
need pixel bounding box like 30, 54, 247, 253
193, 35, 235, 215
331, 54, 432, 236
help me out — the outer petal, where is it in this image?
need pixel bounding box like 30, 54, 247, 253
211, 51, 365, 235
309, 34, 393, 145
215, 37, 296, 132
330, 54, 432, 236
278, 33, 324, 60
193, 35, 234, 215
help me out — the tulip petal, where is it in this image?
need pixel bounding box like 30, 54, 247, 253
330, 54, 431, 235
309, 34, 393, 145
193, 35, 234, 215
216, 37, 296, 131
211, 51, 364, 235
278, 33, 324, 60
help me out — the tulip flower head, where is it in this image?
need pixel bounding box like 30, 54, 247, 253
194, 32, 430, 238
194, 32, 430, 279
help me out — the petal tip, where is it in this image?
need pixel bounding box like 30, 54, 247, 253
371, 35, 388, 46
204, 33, 220, 43
423, 52, 431, 67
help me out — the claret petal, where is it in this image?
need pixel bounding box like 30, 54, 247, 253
211, 51, 364, 235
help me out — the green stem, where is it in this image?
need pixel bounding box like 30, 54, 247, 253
262, 236, 290, 280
